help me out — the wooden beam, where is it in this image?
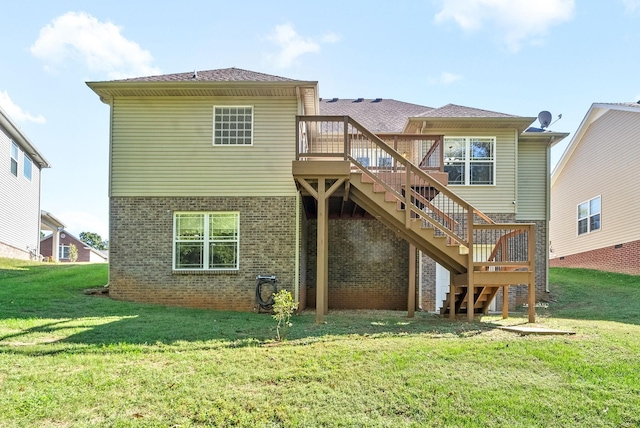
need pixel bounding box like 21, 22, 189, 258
467, 210, 475, 322
296, 178, 318, 199
408, 244, 416, 318
528, 272, 535, 323
502, 285, 509, 319
316, 178, 327, 323
324, 197, 329, 315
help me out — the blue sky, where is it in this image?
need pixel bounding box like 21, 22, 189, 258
1, 0, 639, 239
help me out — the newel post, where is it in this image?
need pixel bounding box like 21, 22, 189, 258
343, 116, 349, 160
467, 209, 475, 321
295, 116, 300, 160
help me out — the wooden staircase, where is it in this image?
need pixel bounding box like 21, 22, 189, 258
294, 115, 537, 323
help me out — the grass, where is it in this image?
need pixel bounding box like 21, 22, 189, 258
0, 259, 639, 427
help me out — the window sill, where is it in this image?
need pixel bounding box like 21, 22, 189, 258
172, 269, 239, 275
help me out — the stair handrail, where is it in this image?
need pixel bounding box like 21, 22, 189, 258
297, 115, 496, 246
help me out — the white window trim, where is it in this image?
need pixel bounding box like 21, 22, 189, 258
172, 211, 240, 272
23, 153, 32, 181
444, 136, 496, 186
213, 106, 254, 146
10, 141, 18, 177
59, 245, 70, 260
577, 195, 601, 236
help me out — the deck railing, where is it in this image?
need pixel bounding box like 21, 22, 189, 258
296, 115, 535, 275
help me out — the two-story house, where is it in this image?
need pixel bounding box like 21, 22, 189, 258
550, 102, 640, 275
0, 106, 50, 260
88, 68, 567, 322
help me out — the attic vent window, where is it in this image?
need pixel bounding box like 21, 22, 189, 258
373, 98, 382, 102
354, 98, 364, 103
213, 106, 253, 146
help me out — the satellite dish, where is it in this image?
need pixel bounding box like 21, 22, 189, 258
538, 111, 552, 129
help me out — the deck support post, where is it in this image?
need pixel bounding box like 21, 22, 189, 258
467, 211, 475, 322
449, 271, 456, 320
408, 244, 416, 318
528, 225, 536, 323
502, 285, 509, 319
316, 178, 327, 323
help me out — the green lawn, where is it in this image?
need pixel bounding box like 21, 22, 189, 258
0, 259, 639, 427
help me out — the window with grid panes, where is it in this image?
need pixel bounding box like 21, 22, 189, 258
577, 196, 601, 235
443, 136, 495, 185
213, 107, 253, 145
173, 212, 239, 271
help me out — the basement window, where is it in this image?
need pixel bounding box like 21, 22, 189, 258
173, 212, 239, 271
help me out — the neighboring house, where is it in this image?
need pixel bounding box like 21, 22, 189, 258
0, 106, 50, 260
40, 210, 66, 262
40, 229, 108, 263
87, 68, 567, 321
550, 102, 640, 275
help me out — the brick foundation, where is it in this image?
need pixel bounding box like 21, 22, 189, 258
109, 196, 301, 311
550, 239, 640, 275
306, 218, 409, 310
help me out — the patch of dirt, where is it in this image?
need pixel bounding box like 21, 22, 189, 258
84, 287, 109, 296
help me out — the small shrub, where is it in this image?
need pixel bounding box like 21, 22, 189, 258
68, 244, 78, 263
272, 290, 298, 341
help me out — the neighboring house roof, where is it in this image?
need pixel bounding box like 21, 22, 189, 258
111, 67, 297, 83
0, 105, 50, 168
41, 210, 66, 231
551, 102, 640, 186
318, 98, 433, 133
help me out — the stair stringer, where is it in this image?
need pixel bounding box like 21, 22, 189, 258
349, 175, 467, 275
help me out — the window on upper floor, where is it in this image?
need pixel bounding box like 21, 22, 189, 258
10, 141, 18, 176
173, 212, 240, 271
23, 154, 32, 181
443, 137, 495, 185
213, 106, 253, 146
578, 196, 601, 235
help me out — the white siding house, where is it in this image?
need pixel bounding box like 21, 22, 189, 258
0, 106, 50, 260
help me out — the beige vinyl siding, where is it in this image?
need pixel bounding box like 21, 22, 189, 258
0, 126, 42, 253
516, 142, 548, 220
550, 110, 640, 257
110, 96, 298, 197
431, 128, 516, 213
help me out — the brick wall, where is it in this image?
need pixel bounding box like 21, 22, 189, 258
306, 218, 409, 310
0, 242, 30, 260
110, 196, 300, 311
550, 239, 640, 275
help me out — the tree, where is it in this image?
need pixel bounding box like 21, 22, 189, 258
79, 231, 107, 250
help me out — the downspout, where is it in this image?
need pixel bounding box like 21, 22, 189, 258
545, 138, 554, 293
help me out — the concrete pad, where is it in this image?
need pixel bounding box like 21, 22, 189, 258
498, 326, 575, 336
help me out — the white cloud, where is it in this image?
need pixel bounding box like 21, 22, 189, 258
440, 71, 463, 84
623, 0, 640, 12
435, 0, 575, 52
30, 11, 160, 79
266, 23, 339, 68
428, 71, 463, 85
0, 91, 46, 124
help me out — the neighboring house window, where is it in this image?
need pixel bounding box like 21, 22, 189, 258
173, 212, 239, 270
23, 154, 32, 181
578, 196, 601, 235
444, 137, 495, 185
213, 106, 253, 145
10, 141, 18, 176
59, 245, 70, 260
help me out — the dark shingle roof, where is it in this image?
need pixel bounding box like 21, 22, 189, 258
318, 98, 433, 133
417, 103, 516, 118
112, 67, 296, 83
